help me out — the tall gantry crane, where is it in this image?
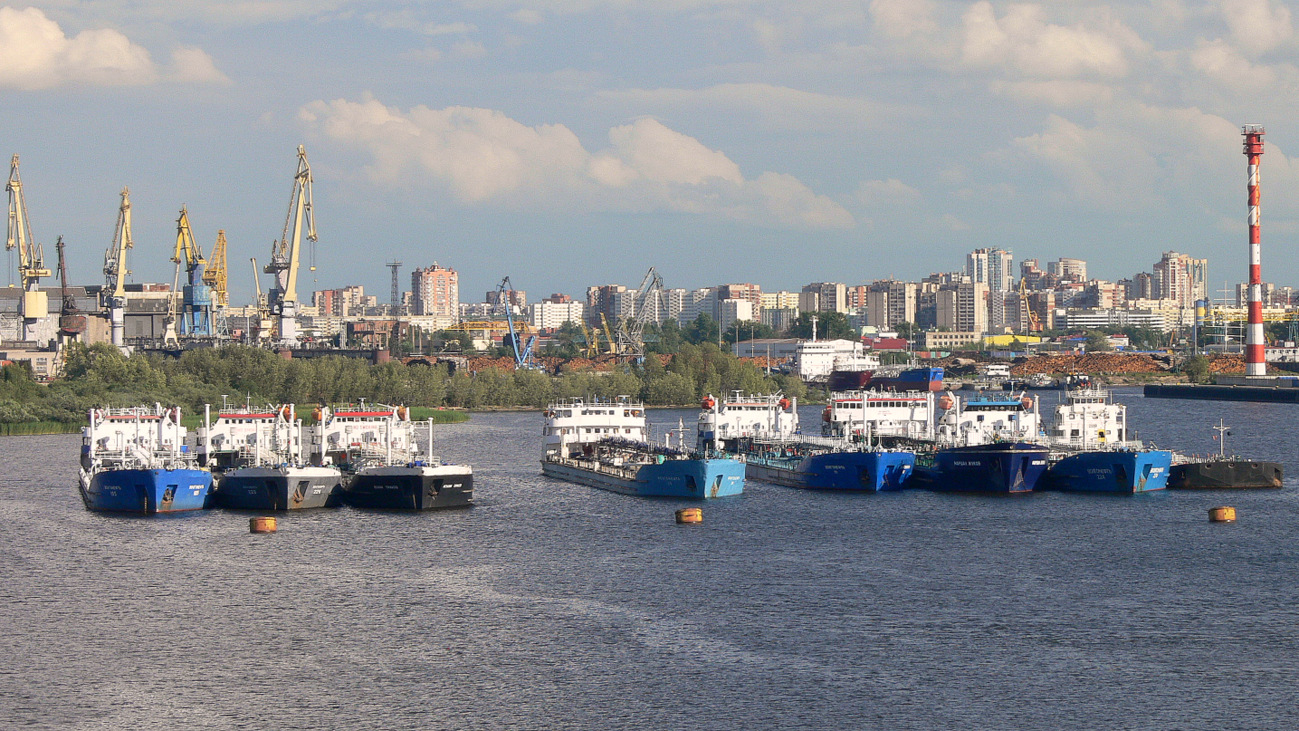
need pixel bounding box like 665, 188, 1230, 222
170, 206, 214, 338
6, 155, 52, 341
263, 145, 315, 344
103, 188, 133, 347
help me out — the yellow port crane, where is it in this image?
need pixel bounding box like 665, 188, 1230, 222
204, 230, 228, 308
6, 155, 52, 339
263, 145, 315, 344
103, 187, 132, 348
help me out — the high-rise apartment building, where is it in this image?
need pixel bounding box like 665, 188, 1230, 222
411, 264, 458, 319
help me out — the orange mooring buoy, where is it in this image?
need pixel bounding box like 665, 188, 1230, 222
675, 508, 702, 524
250, 516, 277, 533
1208, 506, 1236, 523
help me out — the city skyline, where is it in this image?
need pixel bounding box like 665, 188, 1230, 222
3, 2, 1298, 303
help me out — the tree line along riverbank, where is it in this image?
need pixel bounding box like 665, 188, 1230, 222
0, 342, 809, 433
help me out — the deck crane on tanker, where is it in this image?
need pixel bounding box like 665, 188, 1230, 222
103, 188, 132, 348
263, 145, 315, 345
169, 206, 214, 338
495, 276, 538, 369
6, 155, 52, 341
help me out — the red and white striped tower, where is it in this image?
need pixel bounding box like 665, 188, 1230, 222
1242, 124, 1266, 377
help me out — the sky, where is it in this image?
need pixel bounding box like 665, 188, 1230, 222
2, 0, 1298, 306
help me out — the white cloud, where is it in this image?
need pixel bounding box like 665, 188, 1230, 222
0, 7, 153, 89
596, 82, 883, 132
960, 2, 1144, 79
1220, 0, 1293, 56
363, 11, 477, 35
1189, 38, 1277, 90
298, 96, 853, 228
989, 79, 1115, 107
510, 9, 544, 24
0, 6, 226, 90
854, 178, 922, 206
167, 46, 230, 84
870, 0, 938, 39
452, 40, 488, 58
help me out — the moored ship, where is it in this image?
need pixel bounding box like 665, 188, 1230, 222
323, 403, 473, 509
544, 397, 744, 498
1038, 387, 1172, 494
78, 405, 212, 514
199, 403, 344, 510
701, 391, 917, 492
1167, 421, 1283, 489
912, 392, 1050, 494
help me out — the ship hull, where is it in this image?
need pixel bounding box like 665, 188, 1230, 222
827, 367, 944, 393
343, 465, 474, 509
79, 468, 213, 514
1043, 450, 1172, 494
744, 450, 915, 491
1168, 461, 1284, 489
542, 456, 745, 498
215, 466, 344, 510
912, 443, 1050, 494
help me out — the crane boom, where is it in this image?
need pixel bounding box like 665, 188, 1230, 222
203, 230, 228, 307
103, 187, 133, 348
173, 206, 206, 283
6, 155, 51, 289
264, 145, 315, 344
104, 187, 133, 299
7, 154, 51, 338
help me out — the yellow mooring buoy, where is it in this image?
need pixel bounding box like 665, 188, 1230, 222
250, 516, 278, 533
1208, 506, 1236, 523
675, 508, 702, 524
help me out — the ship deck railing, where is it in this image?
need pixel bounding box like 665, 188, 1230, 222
546, 455, 642, 481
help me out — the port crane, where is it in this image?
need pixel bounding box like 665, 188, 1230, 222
55, 236, 85, 338
103, 188, 133, 348
495, 276, 539, 369
263, 145, 315, 345
613, 266, 663, 361
250, 257, 272, 343
170, 206, 215, 338
6, 155, 52, 341
204, 230, 228, 307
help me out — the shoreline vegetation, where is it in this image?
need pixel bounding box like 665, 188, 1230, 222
0, 342, 808, 435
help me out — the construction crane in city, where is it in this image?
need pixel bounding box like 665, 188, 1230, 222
204, 230, 228, 307
613, 266, 664, 361
1018, 278, 1042, 333
55, 236, 85, 338
103, 187, 133, 348
6, 155, 52, 341
171, 206, 215, 338
263, 145, 315, 344
496, 276, 539, 369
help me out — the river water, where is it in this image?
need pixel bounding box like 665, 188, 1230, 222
2, 389, 1297, 730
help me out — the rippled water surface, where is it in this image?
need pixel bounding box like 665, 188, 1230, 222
2, 389, 1298, 730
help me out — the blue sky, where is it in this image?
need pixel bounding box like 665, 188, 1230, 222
2, 1, 1297, 305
